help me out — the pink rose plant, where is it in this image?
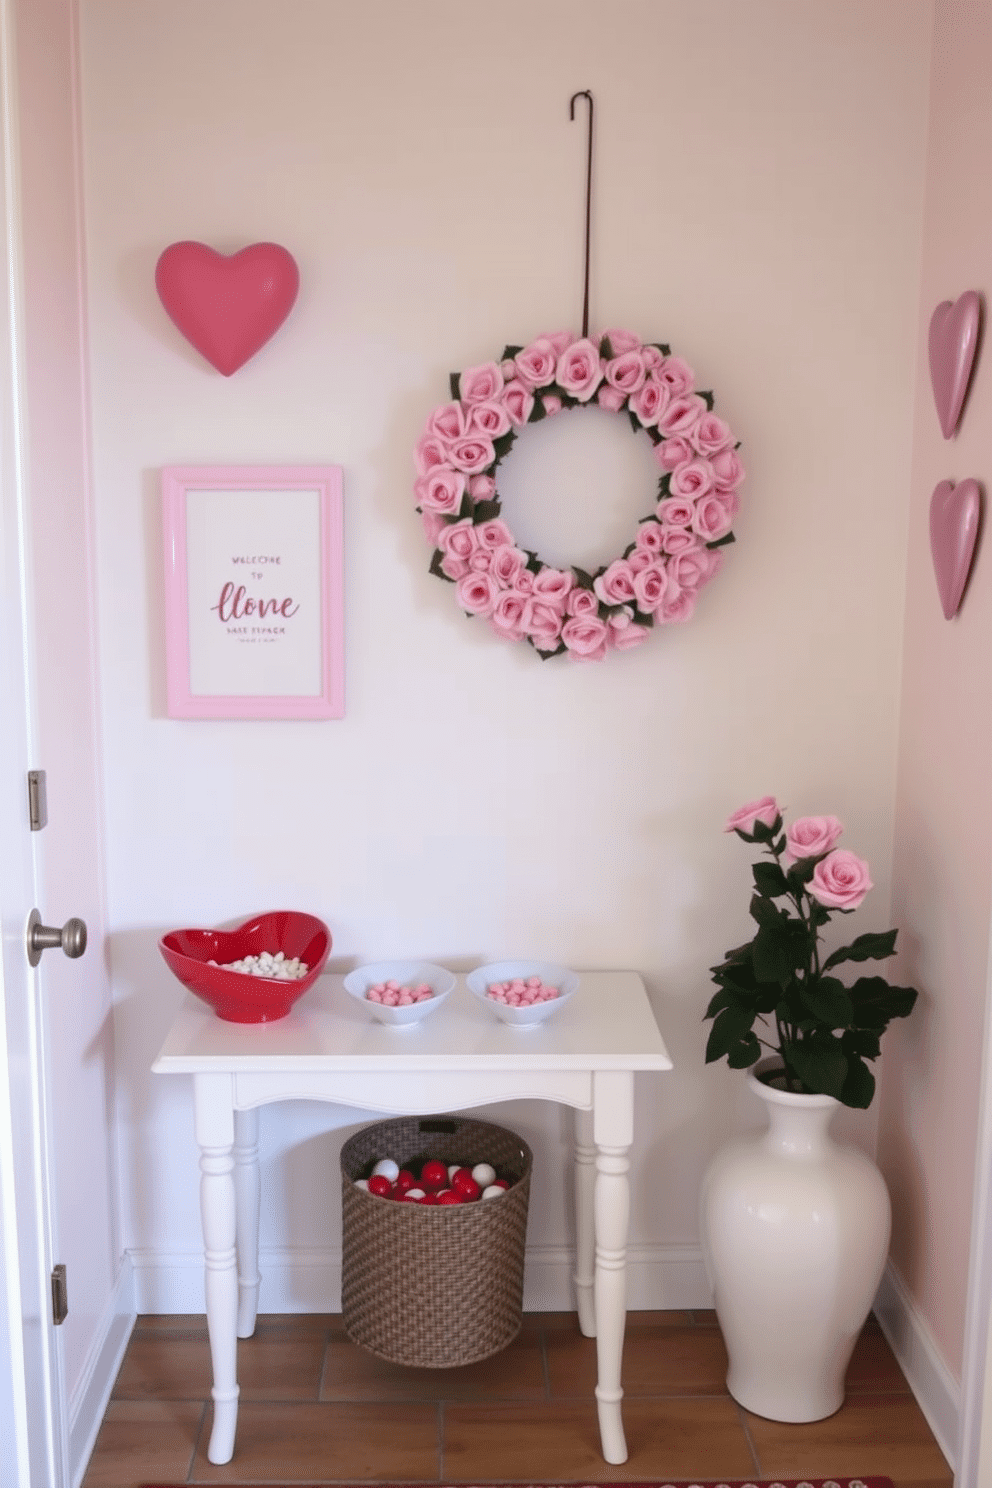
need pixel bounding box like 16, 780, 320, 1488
708, 801, 917, 1107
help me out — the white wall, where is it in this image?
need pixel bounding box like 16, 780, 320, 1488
78, 0, 932, 1312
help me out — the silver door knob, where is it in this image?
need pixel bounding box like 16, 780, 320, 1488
26, 909, 87, 968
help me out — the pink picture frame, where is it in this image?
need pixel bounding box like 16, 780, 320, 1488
162, 464, 344, 719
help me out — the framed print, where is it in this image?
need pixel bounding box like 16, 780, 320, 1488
162, 465, 343, 719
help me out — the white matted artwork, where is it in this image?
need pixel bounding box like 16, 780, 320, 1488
162, 465, 343, 719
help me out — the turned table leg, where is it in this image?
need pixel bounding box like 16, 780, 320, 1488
233, 1107, 261, 1338
573, 1105, 597, 1337
592, 1069, 633, 1465
195, 1075, 240, 1466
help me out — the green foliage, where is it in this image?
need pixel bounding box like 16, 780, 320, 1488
704, 812, 918, 1109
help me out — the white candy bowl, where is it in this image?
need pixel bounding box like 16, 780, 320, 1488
343, 961, 455, 1027
466, 960, 579, 1026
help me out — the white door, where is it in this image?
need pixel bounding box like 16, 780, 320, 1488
0, 0, 121, 1483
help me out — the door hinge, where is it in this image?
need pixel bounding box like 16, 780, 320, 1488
51, 1263, 67, 1326
27, 770, 47, 831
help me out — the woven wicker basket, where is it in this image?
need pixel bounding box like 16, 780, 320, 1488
340, 1114, 532, 1368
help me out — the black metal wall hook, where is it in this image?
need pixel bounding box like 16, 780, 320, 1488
569, 90, 594, 339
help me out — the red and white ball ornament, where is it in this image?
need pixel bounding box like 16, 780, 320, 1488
414, 329, 744, 661
357, 1154, 516, 1205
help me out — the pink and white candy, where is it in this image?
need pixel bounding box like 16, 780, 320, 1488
365, 979, 435, 1006
486, 976, 560, 1006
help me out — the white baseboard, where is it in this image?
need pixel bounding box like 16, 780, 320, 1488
69, 1254, 136, 1488
873, 1258, 960, 1472
128, 1240, 715, 1316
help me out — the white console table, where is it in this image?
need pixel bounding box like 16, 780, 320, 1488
152, 969, 672, 1467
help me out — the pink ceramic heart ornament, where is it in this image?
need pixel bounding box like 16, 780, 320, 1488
929, 478, 982, 619
928, 290, 981, 438
154, 241, 300, 375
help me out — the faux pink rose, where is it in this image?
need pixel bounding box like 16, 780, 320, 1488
642, 344, 664, 370
414, 434, 450, 476
468, 400, 512, 438
476, 518, 516, 550
513, 568, 535, 595
657, 587, 698, 623
604, 349, 647, 395
561, 614, 610, 660
457, 571, 500, 618
566, 585, 600, 617
657, 497, 696, 528
653, 436, 695, 472
440, 552, 470, 580
593, 559, 637, 605
469, 549, 493, 572
809, 850, 873, 910
542, 330, 574, 355
541, 394, 563, 416
448, 435, 495, 475
437, 518, 479, 561
690, 493, 735, 544
468, 474, 497, 501
608, 611, 652, 650
711, 448, 746, 490
422, 510, 447, 545
633, 561, 669, 612
415, 468, 466, 516
635, 519, 665, 554
670, 459, 715, 500
491, 544, 528, 587
628, 546, 655, 573
556, 338, 604, 402
500, 358, 517, 380
655, 356, 695, 396
692, 412, 734, 456
725, 796, 781, 834
514, 337, 559, 389
670, 548, 720, 590
597, 384, 627, 412
661, 526, 702, 555
491, 590, 529, 639
602, 328, 642, 356
629, 375, 670, 427
657, 393, 707, 438
524, 599, 564, 646
426, 401, 467, 445
785, 815, 843, 862
459, 361, 504, 404
532, 566, 573, 605
501, 379, 536, 427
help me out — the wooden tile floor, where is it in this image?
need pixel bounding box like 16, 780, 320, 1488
81, 1309, 953, 1488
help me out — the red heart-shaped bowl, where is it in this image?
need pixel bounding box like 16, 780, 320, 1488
159, 911, 331, 1022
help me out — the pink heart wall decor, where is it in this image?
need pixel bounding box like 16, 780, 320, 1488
928, 289, 981, 438
930, 477, 982, 619
154, 241, 300, 375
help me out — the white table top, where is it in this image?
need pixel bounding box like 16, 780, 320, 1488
152, 969, 673, 1075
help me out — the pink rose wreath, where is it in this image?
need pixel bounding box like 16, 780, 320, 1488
413, 329, 745, 661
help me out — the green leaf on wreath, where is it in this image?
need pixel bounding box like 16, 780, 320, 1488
628, 410, 642, 435
572, 567, 595, 590
822, 930, 898, 971
456, 493, 474, 520
657, 473, 672, 498
500, 345, 523, 362
529, 399, 547, 423
449, 372, 460, 401
600, 335, 616, 360
651, 342, 671, 356
699, 389, 715, 411
428, 550, 455, 583
632, 610, 654, 628
707, 531, 736, 549
471, 498, 502, 524
492, 430, 516, 462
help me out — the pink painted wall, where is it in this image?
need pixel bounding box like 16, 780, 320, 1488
880, 0, 992, 1382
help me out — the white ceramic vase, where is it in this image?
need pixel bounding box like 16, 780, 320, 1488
699, 1057, 891, 1422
